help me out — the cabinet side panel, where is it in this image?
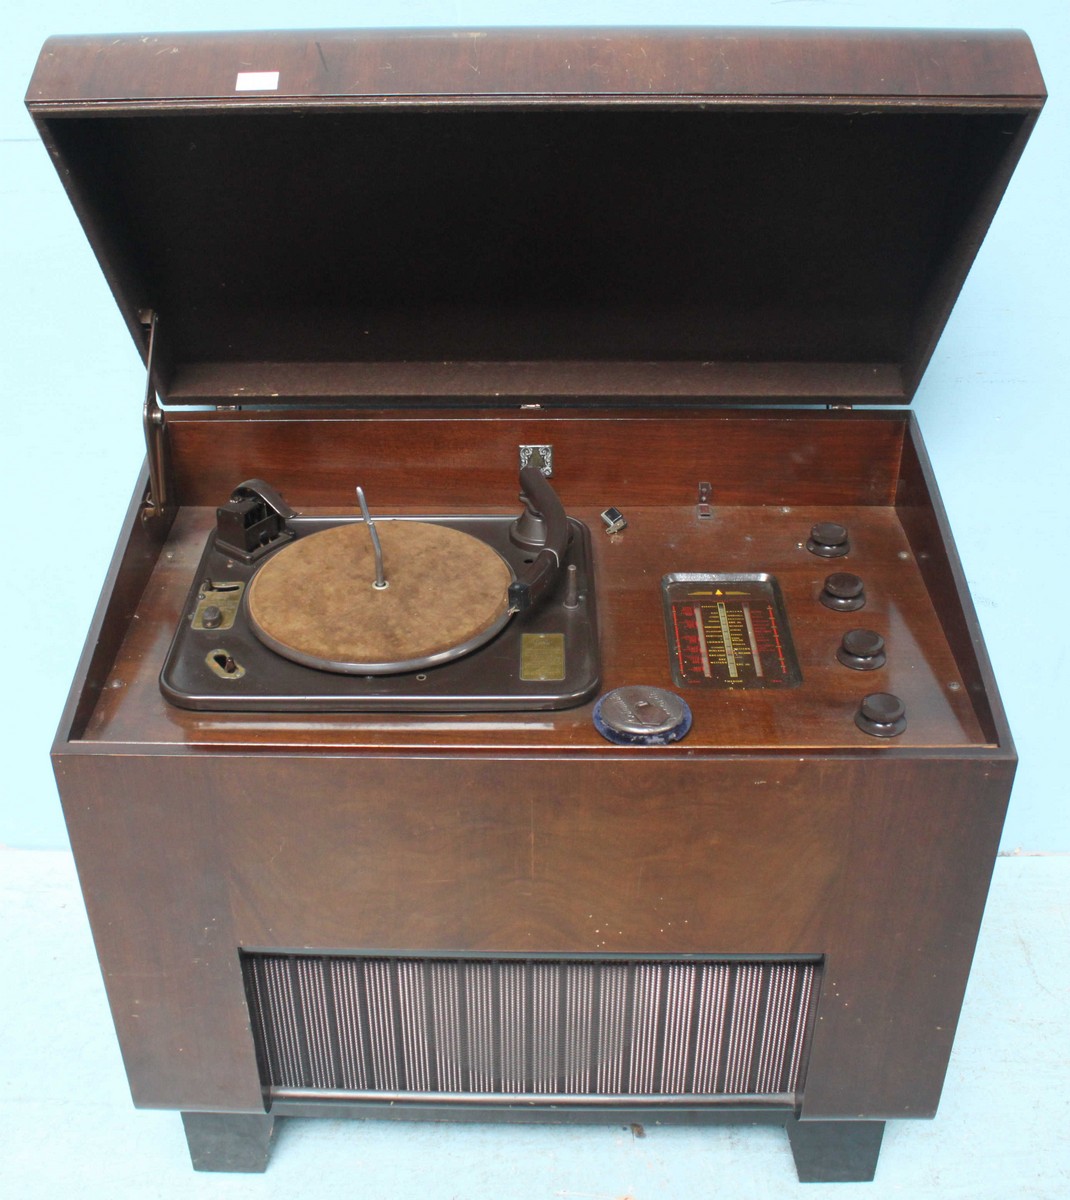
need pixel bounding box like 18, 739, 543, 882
53, 752, 265, 1112
54, 465, 170, 743
896, 416, 1009, 746
800, 755, 1014, 1117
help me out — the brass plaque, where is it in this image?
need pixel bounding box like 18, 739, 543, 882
520, 633, 566, 681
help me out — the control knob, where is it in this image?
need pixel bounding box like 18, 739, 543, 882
807, 522, 850, 558
836, 629, 886, 671
201, 605, 223, 629
821, 572, 866, 612
855, 692, 907, 738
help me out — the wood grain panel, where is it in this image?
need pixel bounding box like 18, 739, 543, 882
167, 409, 905, 509
27, 28, 1045, 106
27, 32, 1043, 408
81, 501, 987, 752
54, 749, 1011, 1117
896, 415, 1007, 744
166, 360, 907, 406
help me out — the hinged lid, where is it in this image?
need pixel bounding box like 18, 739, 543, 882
26, 26, 1044, 407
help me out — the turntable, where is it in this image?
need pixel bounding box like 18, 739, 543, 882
29, 26, 1043, 1183
161, 468, 599, 710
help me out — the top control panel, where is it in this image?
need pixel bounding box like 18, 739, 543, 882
85, 500, 988, 752
626, 512, 948, 746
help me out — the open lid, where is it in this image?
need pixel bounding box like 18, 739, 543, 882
27, 26, 1044, 407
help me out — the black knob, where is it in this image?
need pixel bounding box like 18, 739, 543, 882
836, 628, 886, 671
201, 605, 223, 629
855, 692, 907, 738
807, 521, 850, 558
820, 572, 866, 612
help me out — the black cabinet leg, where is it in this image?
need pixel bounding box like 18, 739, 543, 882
786, 1117, 885, 1182
181, 1111, 276, 1173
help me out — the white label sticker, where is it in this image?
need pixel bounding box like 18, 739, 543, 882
235, 70, 280, 92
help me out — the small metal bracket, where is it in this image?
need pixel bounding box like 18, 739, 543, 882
519, 445, 553, 476
696, 482, 713, 520
140, 310, 175, 526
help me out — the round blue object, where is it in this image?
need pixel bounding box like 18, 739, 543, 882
593, 686, 693, 746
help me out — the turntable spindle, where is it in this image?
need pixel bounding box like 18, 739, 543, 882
355, 486, 388, 590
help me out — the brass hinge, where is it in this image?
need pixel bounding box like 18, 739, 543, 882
140, 310, 175, 527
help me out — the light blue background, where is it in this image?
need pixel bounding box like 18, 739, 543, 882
2, 1, 1066, 850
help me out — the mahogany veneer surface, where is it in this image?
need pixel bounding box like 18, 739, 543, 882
53, 748, 1011, 1118
83, 501, 985, 752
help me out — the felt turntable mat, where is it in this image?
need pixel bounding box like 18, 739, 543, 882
247, 522, 513, 672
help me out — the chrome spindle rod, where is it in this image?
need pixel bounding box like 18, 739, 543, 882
355, 486, 387, 589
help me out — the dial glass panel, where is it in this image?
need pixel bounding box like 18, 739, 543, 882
662, 573, 802, 689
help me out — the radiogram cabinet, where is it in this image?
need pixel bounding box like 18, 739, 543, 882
30, 26, 1043, 1182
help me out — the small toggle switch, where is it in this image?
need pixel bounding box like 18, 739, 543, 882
837, 628, 886, 671
820, 572, 866, 612
855, 692, 907, 738
807, 521, 850, 558
601, 507, 627, 535
205, 649, 246, 680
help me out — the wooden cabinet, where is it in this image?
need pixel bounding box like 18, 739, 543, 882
29, 26, 1043, 1181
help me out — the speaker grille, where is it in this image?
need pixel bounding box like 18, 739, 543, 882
242, 954, 819, 1100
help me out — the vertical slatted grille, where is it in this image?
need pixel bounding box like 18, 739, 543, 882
243, 954, 819, 1099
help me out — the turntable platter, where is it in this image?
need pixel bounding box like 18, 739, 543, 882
246, 521, 514, 674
